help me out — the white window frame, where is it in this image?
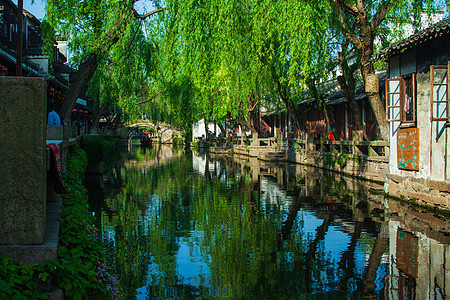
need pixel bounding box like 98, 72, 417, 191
430, 63, 449, 123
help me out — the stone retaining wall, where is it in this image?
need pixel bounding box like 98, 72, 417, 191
386, 174, 450, 209
0, 77, 47, 244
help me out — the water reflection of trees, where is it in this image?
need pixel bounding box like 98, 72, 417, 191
99, 150, 393, 299
101, 148, 192, 299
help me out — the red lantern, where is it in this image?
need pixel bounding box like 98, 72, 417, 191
82, 111, 88, 117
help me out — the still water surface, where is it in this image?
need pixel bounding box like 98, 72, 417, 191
87, 144, 450, 299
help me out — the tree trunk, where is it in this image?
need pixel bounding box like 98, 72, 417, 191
204, 119, 209, 139
285, 98, 307, 134
217, 122, 226, 136
60, 54, 99, 123
331, 0, 396, 141
359, 26, 387, 140
272, 66, 307, 135
57, 6, 164, 126
336, 74, 367, 138
235, 119, 257, 136
361, 222, 389, 297
246, 91, 261, 135
91, 103, 110, 129
324, 107, 340, 140
362, 64, 389, 140
338, 75, 364, 127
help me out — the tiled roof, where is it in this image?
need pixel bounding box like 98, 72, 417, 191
373, 16, 450, 61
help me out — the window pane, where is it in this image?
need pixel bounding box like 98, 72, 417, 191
389, 93, 400, 106
389, 80, 400, 94
389, 107, 400, 120
433, 68, 447, 84
433, 85, 447, 102
433, 101, 447, 119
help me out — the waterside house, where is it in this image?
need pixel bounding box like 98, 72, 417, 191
374, 16, 450, 208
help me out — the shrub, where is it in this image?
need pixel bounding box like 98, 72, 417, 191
0, 145, 124, 299
336, 154, 349, 168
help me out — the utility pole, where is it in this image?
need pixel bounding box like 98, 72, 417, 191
15, 0, 23, 76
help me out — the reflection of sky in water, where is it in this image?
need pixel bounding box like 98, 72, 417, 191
324, 226, 352, 261
175, 237, 210, 282
139, 205, 379, 296
104, 153, 395, 299
136, 230, 211, 300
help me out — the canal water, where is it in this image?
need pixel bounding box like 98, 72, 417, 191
86, 144, 450, 300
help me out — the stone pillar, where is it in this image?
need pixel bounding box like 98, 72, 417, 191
0, 77, 47, 244
306, 133, 315, 154
352, 130, 364, 156
277, 134, 282, 150
251, 132, 258, 146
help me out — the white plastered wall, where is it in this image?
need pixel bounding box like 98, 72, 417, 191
387, 49, 450, 181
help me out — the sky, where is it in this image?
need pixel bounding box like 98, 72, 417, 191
11, 0, 46, 20
11, 0, 155, 21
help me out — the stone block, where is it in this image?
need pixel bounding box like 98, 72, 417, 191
47, 125, 63, 140
365, 74, 379, 93
306, 134, 315, 153
0, 77, 47, 244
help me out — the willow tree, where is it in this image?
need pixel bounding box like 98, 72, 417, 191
153, 0, 259, 132
44, 0, 164, 123
87, 17, 157, 128
252, 0, 333, 133
330, 0, 442, 140
155, 0, 334, 136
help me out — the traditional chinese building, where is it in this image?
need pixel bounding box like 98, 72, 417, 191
375, 16, 450, 208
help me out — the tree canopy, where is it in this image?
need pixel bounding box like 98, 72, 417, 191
43, 0, 449, 138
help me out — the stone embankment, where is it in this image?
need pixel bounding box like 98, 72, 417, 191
210, 132, 389, 185
210, 133, 450, 212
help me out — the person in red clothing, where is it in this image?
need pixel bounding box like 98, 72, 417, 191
328, 131, 335, 141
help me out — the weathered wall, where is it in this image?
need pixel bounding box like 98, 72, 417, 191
0, 77, 47, 244
388, 51, 433, 179
387, 36, 450, 208
389, 36, 450, 182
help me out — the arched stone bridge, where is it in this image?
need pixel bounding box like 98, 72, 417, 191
117, 120, 183, 143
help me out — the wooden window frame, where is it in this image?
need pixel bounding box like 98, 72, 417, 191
386, 78, 402, 122
401, 74, 416, 124
430, 63, 449, 123
386, 74, 416, 125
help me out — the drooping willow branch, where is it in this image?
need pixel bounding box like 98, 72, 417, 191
133, 7, 165, 19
